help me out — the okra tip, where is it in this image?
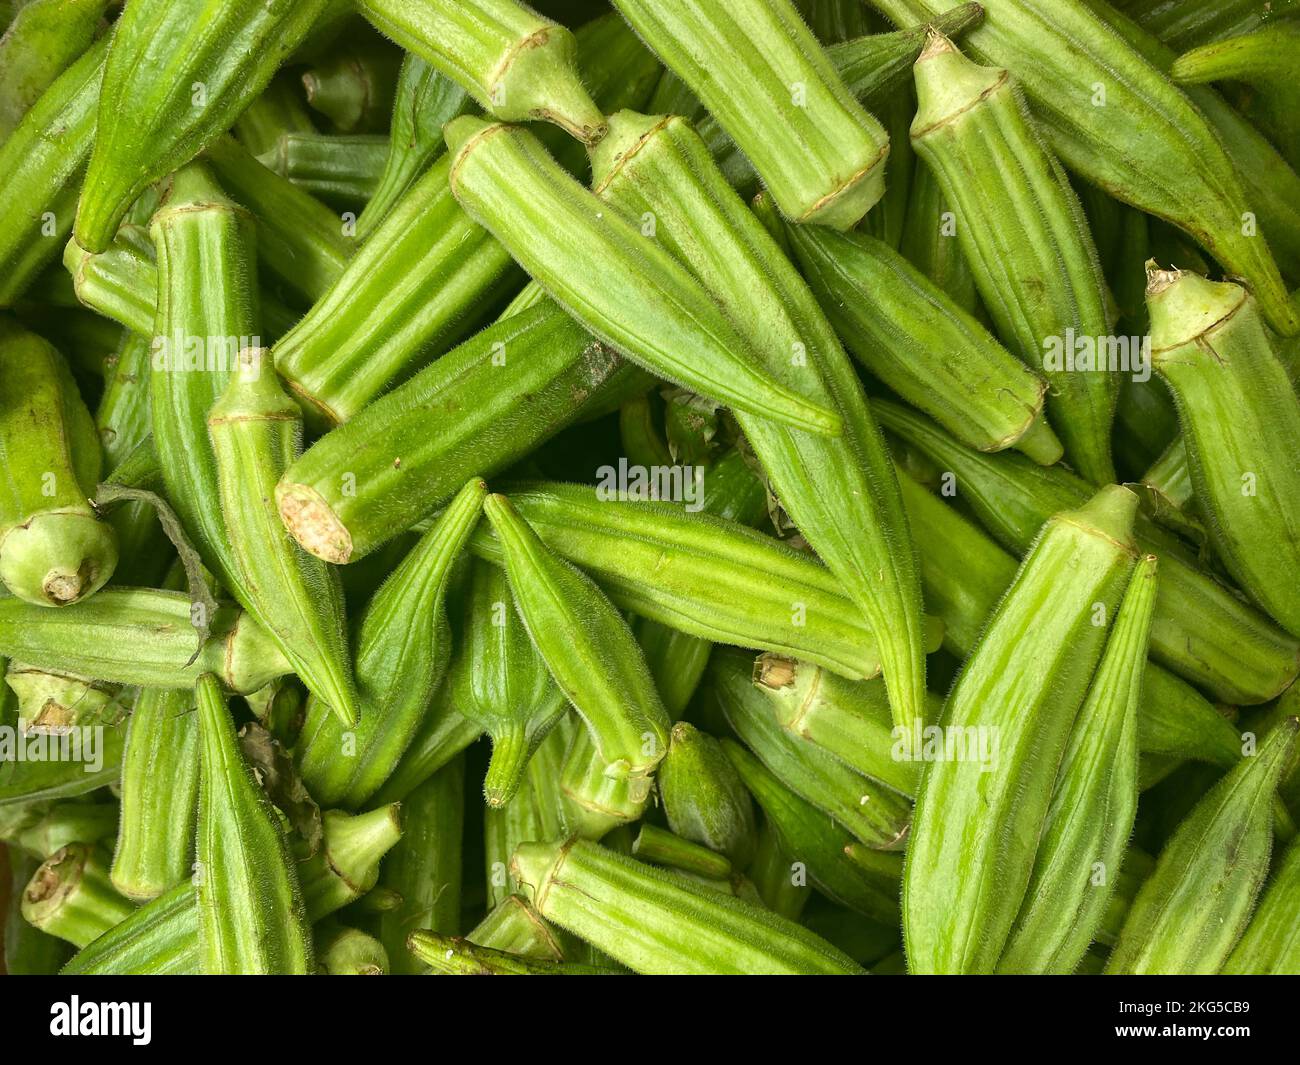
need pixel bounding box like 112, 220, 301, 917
0, 511, 119, 606
276, 481, 353, 564
1145, 261, 1249, 354
1062, 484, 1140, 549
323, 805, 405, 886
588, 110, 674, 192
509, 837, 574, 912
498, 26, 608, 146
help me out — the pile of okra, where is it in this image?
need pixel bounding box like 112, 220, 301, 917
0, 0, 1298, 978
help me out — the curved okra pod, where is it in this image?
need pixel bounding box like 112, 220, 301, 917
910, 34, 1116, 484
609, 0, 888, 230
511, 837, 865, 974
194, 674, 313, 975
0, 320, 117, 605
483, 493, 670, 783
208, 348, 358, 726
998, 555, 1158, 974
1107, 717, 1300, 974
21, 842, 134, 947
295, 478, 486, 808
589, 112, 929, 740
446, 117, 841, 436
63, 224, 156, 336
1146, 267, 1300, 637
657, 723, 757, 868
904, 486, 1140, 974
74, 0, 336, 252
449, 555, 568, 808
1223, 836, 1300, 974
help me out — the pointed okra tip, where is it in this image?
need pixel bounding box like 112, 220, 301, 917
1144, 259, 1249, 353
323, 804, 404, 887
589, 110, 673, 191
1064, 484, 1140, 549
443, 114, 504, 186
912, 29, 1006, 135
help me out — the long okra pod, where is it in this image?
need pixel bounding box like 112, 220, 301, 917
1223, 836, 1300, 974
1119, 0, 1293, 52
407, 931, 611, 976
0, 0, 108, 144
904, 486, 1140, 974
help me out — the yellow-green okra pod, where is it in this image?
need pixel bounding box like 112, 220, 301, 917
511, 837, 865, 974
483, 493, 670, 784
1223, 835, 1300, 974
998, 555, 1158, 974
1146, 267, 1300, 637
194, 673, 313, 975
445, 117, 841, 436
0, 319, 117, 606
316, 924, 389, 976
485, 725, 569, 906
74, 0, 337, 252
357, 0, 606, 144
904, 486, 1140, 974
207, 347, 358, 727
910, 33, 1116, 484
609, 0, 889, 230
1107, 717, 1300, 974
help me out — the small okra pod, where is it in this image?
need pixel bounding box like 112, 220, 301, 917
5, 663, 124, 735
609, 0, 889, 230
231, 71, 317, 161
0, 0, 108, 144
1146, 267, 1300, 637
910, 33, 1117, 484
261, 130, 388, 208
295, 477, 486, 808
378, 757, 465, 975
512, 837, 865, 974
558, 725, 651, 841
657, 722, 758, 868
746, 820, 811, 921
1107, 717, 1300, 974
467, 895, 567, 962
483, 492, 671, 784
74, 0, 337, 252
998, 555, 1158, 974
208, 347, 359, 727
21, 842, 134, 947
316, 924, 389, 976
448, 554, 568, 808
301, 36, 402, 135
904, 486, 1140, 974
294, 805, 405, 922
0, 319, 117, 605
12, 801, 118, 858
445, 116, 842, 436
722, 738, 902, 927
631, 825, 734, 882
407, 931, 614, 976
109, 687, 199, 901
1223, 837, 1300, 975
194, 673, 313, 975
356, 0, 605, 144
485, 724, 568, 906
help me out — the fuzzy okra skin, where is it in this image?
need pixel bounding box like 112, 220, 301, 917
262, 130, 388, 206
1223, 836, 1300, 974
21, 842, 134, 947
610, 0, 888, 230
295, 478, 486, 809
74, 0, 336, 252
208, 348, 357, 727
512, 837, 865, 974
485, 725, 569, 907
904, 486, 1140, 975
589, 112, 930, 743
998, 555, 1158, 974
657, 723, 757, 869
0, 319, 117, 606
1107, 718, 1300, 974
558, 725, 651, 841
408, 931, 610, 975
357, 0, 605, 144
910, 34, 1116, 485
483, 493, 670, 784
1146, 268, 1300, 638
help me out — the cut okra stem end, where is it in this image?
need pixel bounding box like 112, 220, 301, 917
277, 482, 354, 564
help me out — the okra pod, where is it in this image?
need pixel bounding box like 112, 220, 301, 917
301, 36, 402, 134
558, 725, 650, 841
1223, 836, 1300, 974
21, 842, 133, 947
232, 71, 317, 160
407, 931, 611, 976
1119, 0, 1292, 52
369, 682, 483, 807
316, 924, 389, 976
0, 714, 125, 805
899, 157, 979, 316
631, 825, 733, 882
5, 663, 124, 735
657, 722, 757, 868
485, 725, 568, 906
1107, 717, 1300, 974
512, 837, 865, 974
905, 486, 1140, 974
294, 805, 404, 922
12, 800, 117, 858
746, 820, 811, 921
5, 852, 73, 974
261, 130, 387, 207
469, 894, 567, 961
0, 0, 108, 144
94, 325, 151, 472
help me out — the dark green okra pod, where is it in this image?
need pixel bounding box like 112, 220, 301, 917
232, 71, 317, 160
1223, 835, 1300, 974
657, 722, 757, 868
301, 35, 401, 134
1119, 0, 1292, 52
485, 725, 568, 907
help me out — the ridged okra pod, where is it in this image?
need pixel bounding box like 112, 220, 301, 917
657, 723, 757, 868
0, 0, 108, 144
62, 224, 156, 337
295, 478, 486, 808
1223, 836, 1300, 974
208, 348, 357, 726
589, 112, 930, 741
0, 36, 107, 307
194, 674, 313, 975
21, 842, 133, 947
632, 825, 734, 882
485, 725, 568, 907
998, 555, 1158, 974
904, 486, 1140, 974
558, 725, 650, 841
512, 837, 864, 974
294, 805, 405, 922
910, 34, 1116, 484
74, 0, 336, 252
1146, 268, 1300, 637
1120, 0, 1292, 53
370, 684, 483, 807
868, 0, 1298, 336
609, 0, 889, 230
407, 931, 609, 976
8, 801, 117, 858
446, 117, 841, 436
262, 130, 387, 206
301, 36, 401, 134
483, 493, 670, 784
0, 319, 117, 605
357, 0, 605, 144
1107, 717, 1300, 974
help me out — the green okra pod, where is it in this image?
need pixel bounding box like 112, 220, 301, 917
657, 722, 757, 868
1223, 835, 1300, 974
468, 894, 566, 961
1107, 717, 1300, 974
998, 555, 1158, 974
194, 673, 313, 975
5, 662, 124, 735
512, 837, 865, 974
21, 842, 134, 947
357, 0, 605, 144
446, 117, 841, 436
316, 924, 389, 976
260, 130, 387, 207
11, 801, 117, 858
483, 492, 670, 783
558, 724, 650, 841
747, 820, 811, 921
485, 724, 568, 906
407, 930, 612, 975
904, 486, 1140, 974
74, 0, 336, 252
94, 326, 151, 471
609, 0, 889, 230
1146, 267, 1300, 637
631, 825, 733, 882
295, 478, 486, 808
301, 36, 402, 135
1119, 0, 1293, 52
232, 71, 317, 160
370, 682, 483, 807
294, 805, 405, 922
899, 154, 978, 317
5, 852, 74, 974
0, 713, 125, 806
